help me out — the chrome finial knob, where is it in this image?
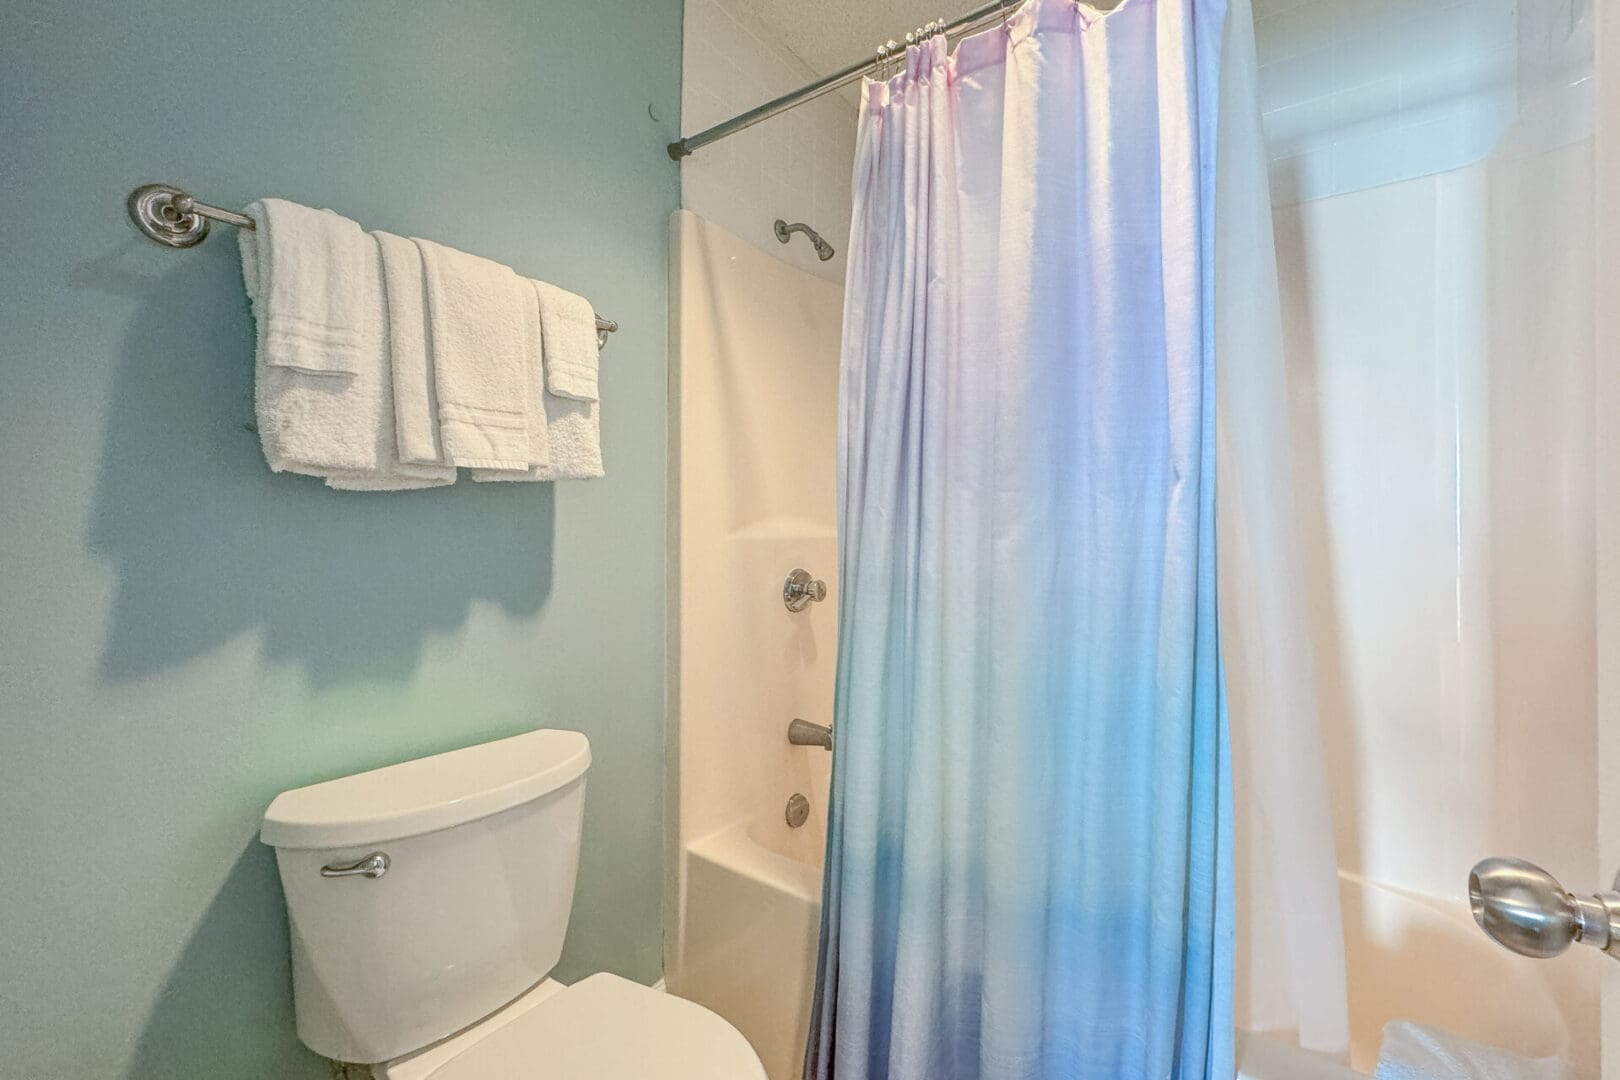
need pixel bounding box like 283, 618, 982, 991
1469, 857, 1581, 958
783, 569, 827, 612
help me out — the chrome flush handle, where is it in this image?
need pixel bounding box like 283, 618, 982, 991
320, 852, 390, 879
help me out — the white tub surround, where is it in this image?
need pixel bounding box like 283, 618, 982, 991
667, 210, 842, 1080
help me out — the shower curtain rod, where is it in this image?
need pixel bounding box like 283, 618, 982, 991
666, 0, 1015, 160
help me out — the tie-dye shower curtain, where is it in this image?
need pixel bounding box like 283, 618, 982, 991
807, 1, 1233, 1078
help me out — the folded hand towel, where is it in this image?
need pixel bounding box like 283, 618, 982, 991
1376, 1021, 1578, 1080
240, 199, 368, 376
241, 201, 374, 474
531, 276, 603, 479
374, 232, 442, 467
533, 279, 600, 402
412, 238, 533, 471
468, 285, 552, 481
472, 278, 602, 481
322, 234, 455, 491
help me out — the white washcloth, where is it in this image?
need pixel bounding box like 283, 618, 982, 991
472, 278, 602, 481
412, 238, 532, 470
374, 232, 442, 467
240, 199, 368, 376
1376, 1021, 1578, 1080
533, 279, 600, 402
241, 201, 374, 475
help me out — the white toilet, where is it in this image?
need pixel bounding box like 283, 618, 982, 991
260, 729, 767, 1079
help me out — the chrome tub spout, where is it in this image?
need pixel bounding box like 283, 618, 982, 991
788, 718, 833, 751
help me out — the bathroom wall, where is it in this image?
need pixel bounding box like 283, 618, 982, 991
0, 3, 679, 1077
1258, 0, 1602, 1068
680, 0, 858, 283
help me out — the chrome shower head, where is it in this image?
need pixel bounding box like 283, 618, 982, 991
1469, 857, 1620, 960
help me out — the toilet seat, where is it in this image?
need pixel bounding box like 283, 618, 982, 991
420, 973, 767, 1079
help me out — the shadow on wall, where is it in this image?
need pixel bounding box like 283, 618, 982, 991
129, 843, 328, 1080
77, 236, 554, 688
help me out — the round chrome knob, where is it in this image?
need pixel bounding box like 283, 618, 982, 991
785, 793, 811, 828
1469, 857, 1580, 959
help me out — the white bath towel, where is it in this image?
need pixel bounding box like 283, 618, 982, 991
412, 237, 533, 471
373, 231, 442, 467
1376, 1021, 1579, 1080
533, 279, 599, 402
472, 277, 603, 481
242, 212, 454, 490
241, 201, 375, 475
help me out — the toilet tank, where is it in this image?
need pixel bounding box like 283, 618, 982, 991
260, 729, 591, 1065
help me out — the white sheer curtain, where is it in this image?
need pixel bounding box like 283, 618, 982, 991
1214, 0, 1350, 1056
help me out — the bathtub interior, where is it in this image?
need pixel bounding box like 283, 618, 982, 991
747, 761, 829, 871
1237, 1032, 1361, 1080
1237, 873, 1599, 1078
1336, 874, 1598, 1076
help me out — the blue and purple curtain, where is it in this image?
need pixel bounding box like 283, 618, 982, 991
808, 1, 1233, 1077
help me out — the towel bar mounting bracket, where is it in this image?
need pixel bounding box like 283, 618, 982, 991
128, 183, 252, 249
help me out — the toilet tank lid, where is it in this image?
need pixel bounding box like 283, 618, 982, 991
260, 729, 591, 850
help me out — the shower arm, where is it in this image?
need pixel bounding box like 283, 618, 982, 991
774, 219, 835, 261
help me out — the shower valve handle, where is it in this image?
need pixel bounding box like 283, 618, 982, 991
783, 569, 827, 612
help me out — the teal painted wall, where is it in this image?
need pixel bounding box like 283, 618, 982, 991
0, 3, 680, 1076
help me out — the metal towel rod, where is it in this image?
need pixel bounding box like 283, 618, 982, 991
125, 183, 620, 346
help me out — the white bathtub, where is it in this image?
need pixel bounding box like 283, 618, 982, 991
1238, 1033, 1360, 1080
674, 849, 1599, 1080
1334, 872, 1597, 1074
674, 814, 825, 1080
1241, 872, 1598, 1078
